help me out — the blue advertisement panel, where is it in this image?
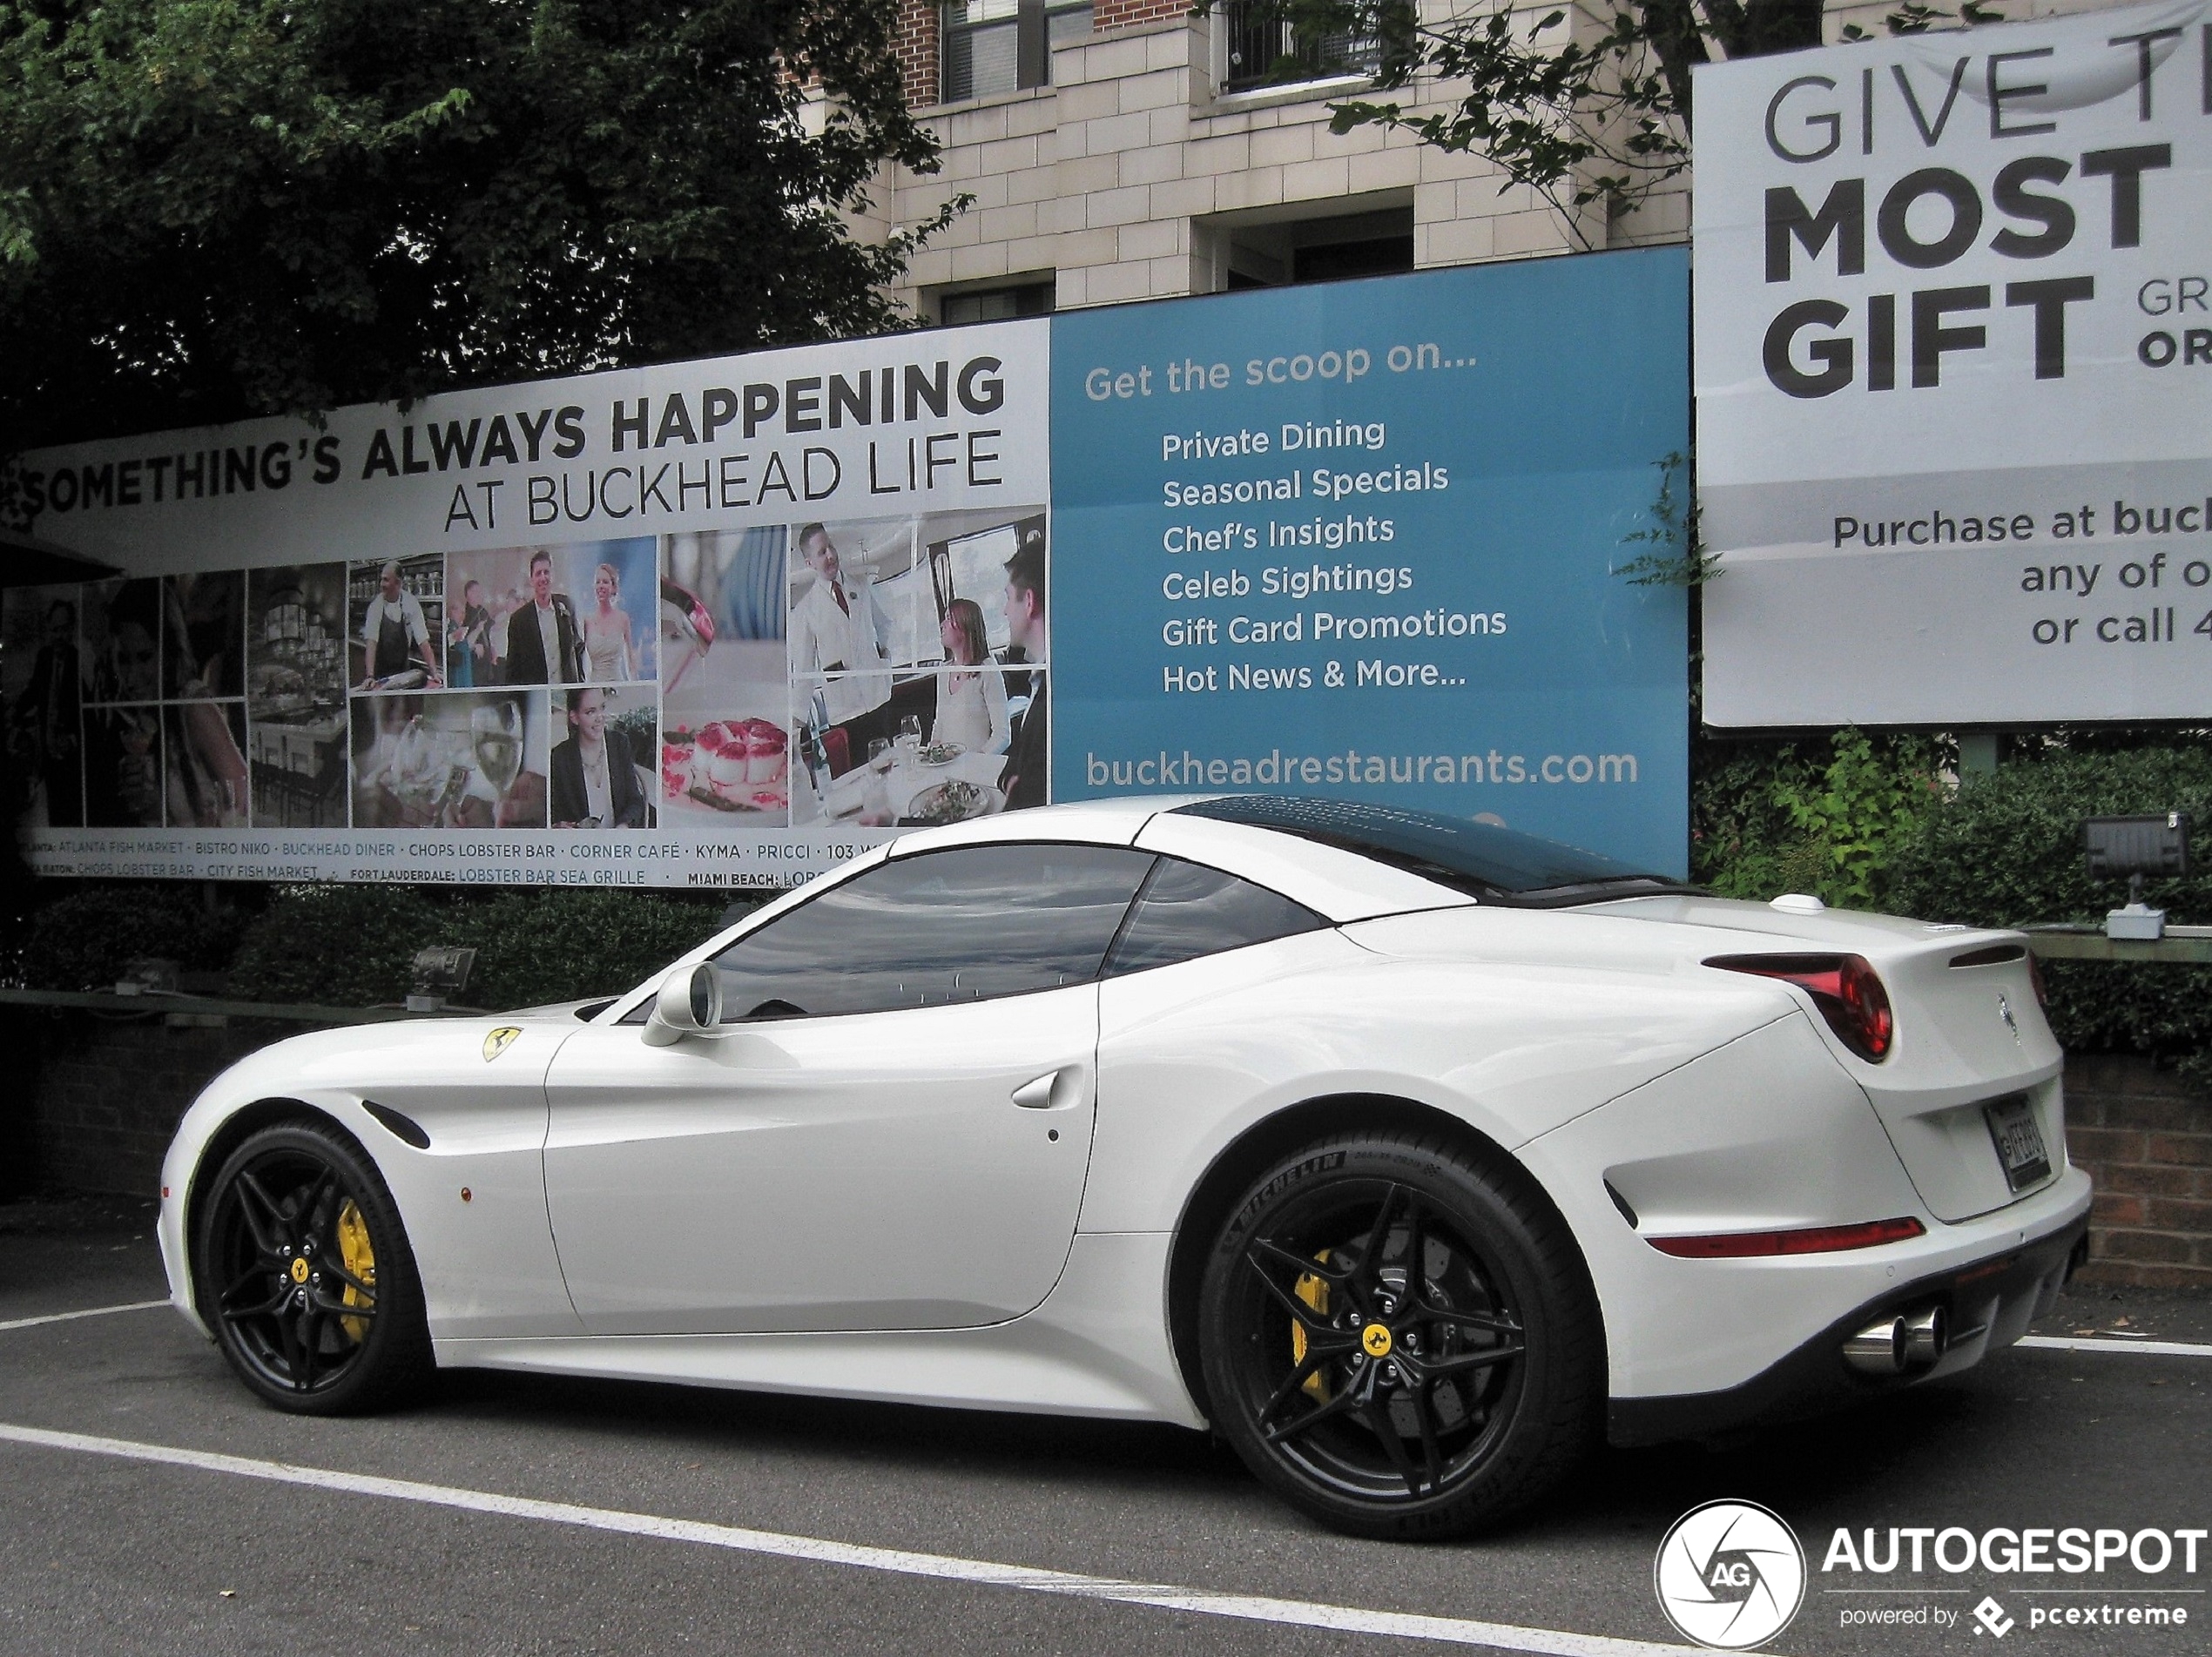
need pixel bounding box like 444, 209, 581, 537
1049, 248, 1690, 875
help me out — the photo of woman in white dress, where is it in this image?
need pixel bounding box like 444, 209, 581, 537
930, 597, 1009, 755
583, 561, 637, 684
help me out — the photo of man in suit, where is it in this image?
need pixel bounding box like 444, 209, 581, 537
8, 597, 83, 826
1000, 531, 1048, 811
502, 549, 582, 685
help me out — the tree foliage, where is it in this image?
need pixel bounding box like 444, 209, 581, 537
0, 0, 946, 453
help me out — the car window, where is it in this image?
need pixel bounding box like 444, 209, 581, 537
709, 843, 1156, 1020
1170, 794, 1683, 905
1103, 857, 1325, 977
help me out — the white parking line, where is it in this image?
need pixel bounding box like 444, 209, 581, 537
0, 1299, 170, 1334
0, 1422, 1703, 1657
2016, 1335, 2212, 1358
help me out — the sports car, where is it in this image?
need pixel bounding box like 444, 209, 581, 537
158, 795, 2091, 1538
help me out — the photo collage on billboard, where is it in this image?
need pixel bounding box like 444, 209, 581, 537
5, 513, 1049, 841
776, 507, 1048, 830
3, 573, 251, 832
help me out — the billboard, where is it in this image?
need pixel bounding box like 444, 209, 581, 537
3, 253, 1688, 886
1696, 0, 2212, 727
1052, 250, 1689, 872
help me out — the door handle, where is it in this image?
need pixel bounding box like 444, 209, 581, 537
1011, 1070, 1059, 1109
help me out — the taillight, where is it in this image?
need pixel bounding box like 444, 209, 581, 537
1646, 1216, 1925, 1257
2027, 951, 2049, 1011
1707, 952, 1895, 1061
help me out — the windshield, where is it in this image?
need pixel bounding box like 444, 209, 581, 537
1170, 795, 1683, 906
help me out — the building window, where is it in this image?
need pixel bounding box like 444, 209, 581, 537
941, 0, 1092, 104
941, 281, 1055, 326
1215, 206, 1413, 290
1217, 0, 1409, 95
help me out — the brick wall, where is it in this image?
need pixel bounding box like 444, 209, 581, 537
895, 0, 938, 108
24, 1015, 313, 1198
1093, 0, 1185, 31
2064, 1054, 2212, 1288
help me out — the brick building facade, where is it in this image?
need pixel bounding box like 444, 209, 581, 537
858, 0, 2117, 321
862, 1, 1642, 320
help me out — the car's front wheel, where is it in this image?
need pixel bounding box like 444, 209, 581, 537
1198, 1129, 1602, 1539
194, 1120, 431, 1413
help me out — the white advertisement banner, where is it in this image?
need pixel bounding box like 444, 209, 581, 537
1694, 0, 2212, 725
3, 321, 1049, 887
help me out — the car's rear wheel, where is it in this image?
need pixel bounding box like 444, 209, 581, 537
1197, 1130, 1601, 1539
194, 1120, 431, 1413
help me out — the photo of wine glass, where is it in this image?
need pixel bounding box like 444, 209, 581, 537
471, 699, 523, 799
351, 690, 547, 828
896, 713, 922, 760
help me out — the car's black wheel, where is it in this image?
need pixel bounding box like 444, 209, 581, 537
1198, 1130, 1602, 1539
194, 1120, 431, 1414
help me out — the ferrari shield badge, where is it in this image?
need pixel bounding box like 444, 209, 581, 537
482, 1027, 522, 1062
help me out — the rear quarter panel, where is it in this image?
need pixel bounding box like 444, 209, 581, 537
1082, 923, 1791, 1233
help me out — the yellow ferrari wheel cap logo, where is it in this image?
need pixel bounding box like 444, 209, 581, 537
1361, 1323, 1393, 1358
289, 1257, 311, 1283
482, 1027, 522, 1062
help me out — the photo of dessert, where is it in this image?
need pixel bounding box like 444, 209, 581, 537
660, 714, 788, 819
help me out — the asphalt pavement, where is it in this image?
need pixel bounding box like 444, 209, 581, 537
1, 1197, 2207, 1657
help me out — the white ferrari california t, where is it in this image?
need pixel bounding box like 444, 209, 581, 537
158, 795, 2090, 1538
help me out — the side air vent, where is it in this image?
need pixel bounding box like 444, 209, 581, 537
361, 1101, 431, 1149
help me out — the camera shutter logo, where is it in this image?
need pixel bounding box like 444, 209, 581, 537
1653, 1499, 1806, 1650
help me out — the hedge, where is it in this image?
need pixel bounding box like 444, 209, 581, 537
18, 886, 253, 992
13, 881, 742, 1011
1879, 744, 2212, 1069
225, 886, 742, 1009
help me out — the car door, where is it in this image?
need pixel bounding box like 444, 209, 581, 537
542, 840, 1156, 1335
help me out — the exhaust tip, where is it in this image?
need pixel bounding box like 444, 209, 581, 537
1844, 1306, 1947, 1377
1844, 1316, 1908, 1376
1903, 1304, 1946, 1367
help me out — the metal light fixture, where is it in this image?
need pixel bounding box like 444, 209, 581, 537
2084, 812, 2189, 940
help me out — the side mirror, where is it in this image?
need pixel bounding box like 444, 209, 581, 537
643, 962, 723, 1047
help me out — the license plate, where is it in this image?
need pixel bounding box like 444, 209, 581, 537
1985, 1096, 2053, 1192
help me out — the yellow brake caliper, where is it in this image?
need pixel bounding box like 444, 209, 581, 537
1289, 1256, 1331, 1401
334, 1199, 376, 1344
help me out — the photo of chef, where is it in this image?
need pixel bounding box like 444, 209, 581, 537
165, 700, 249, 827
3, 587, 84, 828
246, 564, 348, 827
446, 546, 580, 685
550, 684, 657, 829
351, 556, 444, 690
792, 508, 1046, 828
659, 528, 789, 825
349, 689, 550, 829
165, 571, 245, 699
561, 539, 657, 685
81, 578, 163, 705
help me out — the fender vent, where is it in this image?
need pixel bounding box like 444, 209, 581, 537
361, 1101, 430, 1149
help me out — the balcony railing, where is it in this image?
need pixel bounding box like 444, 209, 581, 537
1217, 0, 1397, 94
